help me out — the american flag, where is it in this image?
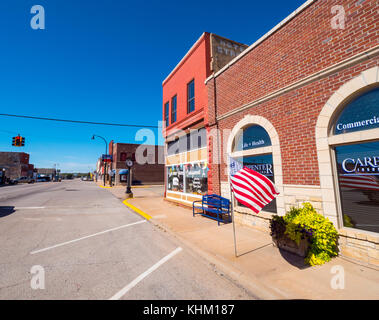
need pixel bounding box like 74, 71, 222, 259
339, 174, 379, 191
230, 167, 280, 214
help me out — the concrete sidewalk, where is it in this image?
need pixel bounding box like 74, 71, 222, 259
102, 183, 379, 300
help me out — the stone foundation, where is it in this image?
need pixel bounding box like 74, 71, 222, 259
338, 229, 379, 269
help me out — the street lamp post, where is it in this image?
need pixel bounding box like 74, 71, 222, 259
91, 135, 108, 186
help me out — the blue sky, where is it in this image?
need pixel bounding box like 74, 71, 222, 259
0, 0, 305, 172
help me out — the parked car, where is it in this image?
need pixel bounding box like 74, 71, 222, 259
36, 177, 49, 182
8, 178, 18, 185
16, 176, 35, 184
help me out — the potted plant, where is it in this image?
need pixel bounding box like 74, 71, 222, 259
270, 203, 339, 266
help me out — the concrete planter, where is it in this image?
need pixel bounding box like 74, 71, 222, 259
272, 234, 309, 258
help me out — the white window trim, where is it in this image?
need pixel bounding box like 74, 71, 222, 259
226, 115, 285, 216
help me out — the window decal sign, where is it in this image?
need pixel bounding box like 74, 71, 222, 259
234, 125, 272, 152
334, 88, 379, 135
342, 156, 379, 174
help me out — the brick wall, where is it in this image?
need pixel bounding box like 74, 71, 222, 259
0, 152, 32, 179
162, 33, 211, 135
207, 0, 379, 187
112, 143, 164, 184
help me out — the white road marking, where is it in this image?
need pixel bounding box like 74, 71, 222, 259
30, 220, 146, 255
15, 207, 46, 209
109, 247, 183, 300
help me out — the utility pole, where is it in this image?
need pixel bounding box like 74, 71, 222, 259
92, 135, 108, 186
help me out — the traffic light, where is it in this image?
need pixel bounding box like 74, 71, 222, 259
12, 135, 25, 147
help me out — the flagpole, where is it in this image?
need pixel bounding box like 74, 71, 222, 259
230, 185, 238, 257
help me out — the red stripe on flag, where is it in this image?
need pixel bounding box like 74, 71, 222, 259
239, 169, 275, 201
230, 167, 280, 214
231, 187, 260, 214
231, 181, 266, 208
244, 167, 279, 195
231, 174, 271, 204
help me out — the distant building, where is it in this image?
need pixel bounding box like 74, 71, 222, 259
36, 168, 56, 179
96, 142, 164, 186
0, 152, 34, 179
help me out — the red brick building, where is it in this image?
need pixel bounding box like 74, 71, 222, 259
162, 32, 248, 205
0, 152, 34, 179
97, 142, 164, 185
205, 0, 379, 266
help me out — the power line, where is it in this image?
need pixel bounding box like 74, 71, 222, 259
0, 113, 161, 129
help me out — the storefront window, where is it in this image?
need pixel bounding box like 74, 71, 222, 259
167, 165, 184, 192
335, 141, 379, 233
185, 162, 208, 195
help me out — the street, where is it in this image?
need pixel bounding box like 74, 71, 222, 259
0, 180, 252, 300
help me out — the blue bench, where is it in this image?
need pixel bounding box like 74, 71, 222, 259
193, 194, 231, 226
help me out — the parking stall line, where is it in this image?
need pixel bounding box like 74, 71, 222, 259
109, 247, 183, 300
30, 220, 146, 255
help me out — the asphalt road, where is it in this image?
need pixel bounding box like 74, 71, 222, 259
0, 180, 253, 300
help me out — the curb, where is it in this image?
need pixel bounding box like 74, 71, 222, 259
122, 200, 152, 221
98, 185, 112, 189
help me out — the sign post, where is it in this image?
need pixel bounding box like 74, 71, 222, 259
125, 158, 134, 197
101, 154, 113, 186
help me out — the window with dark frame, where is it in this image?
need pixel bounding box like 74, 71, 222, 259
120, 152, 127, 161
171, 95, 177, 124
187, 79, 195, 113
164, 101, 169, 127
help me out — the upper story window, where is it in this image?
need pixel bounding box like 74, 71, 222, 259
171, 95, 177, 124
164, 101, 169, 127
120, 152, 127, 161
187, 79, 195, 113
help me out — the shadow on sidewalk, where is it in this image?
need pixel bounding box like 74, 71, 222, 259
0, 206, 15, 218
236, 243, 272, 258
278, 248, 310, 270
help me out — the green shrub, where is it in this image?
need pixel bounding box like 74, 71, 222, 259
270, 203, 339, 266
